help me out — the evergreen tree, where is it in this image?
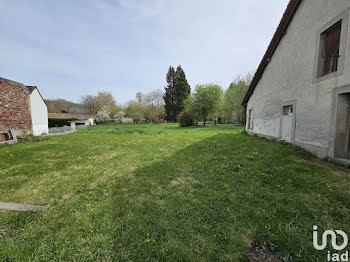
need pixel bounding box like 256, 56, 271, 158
164, 65, 191, 122
173, 65, 191, 121
164, 66, 176, 121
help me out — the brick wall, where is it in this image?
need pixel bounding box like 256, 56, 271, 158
0, 133, 6, 142
0, 78, 32, 137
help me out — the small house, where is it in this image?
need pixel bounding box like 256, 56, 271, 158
0, 77, 48, 137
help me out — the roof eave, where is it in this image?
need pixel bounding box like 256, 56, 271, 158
242, 0, 303, 105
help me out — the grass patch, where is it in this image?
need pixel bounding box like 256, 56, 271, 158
1, 124, 350, 261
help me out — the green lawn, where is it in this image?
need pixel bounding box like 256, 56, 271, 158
1, 124, 350, 261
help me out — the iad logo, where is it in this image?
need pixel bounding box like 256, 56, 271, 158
313, 225, 348, 251
313, 225, 349, 262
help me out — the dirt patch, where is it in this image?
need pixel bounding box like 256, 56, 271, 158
0, 229, 8, 240
312, 158, 350, 174
247, 241, 284, 262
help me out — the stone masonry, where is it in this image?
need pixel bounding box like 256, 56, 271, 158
0, 78, 32, 137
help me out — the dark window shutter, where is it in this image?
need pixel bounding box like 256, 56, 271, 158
323, 21, 342, 76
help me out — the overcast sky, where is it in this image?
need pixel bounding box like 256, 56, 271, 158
0, 0, 289, 104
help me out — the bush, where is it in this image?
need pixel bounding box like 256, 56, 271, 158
48, 118, 77, 128
114, 112, 125, 124
96, 109, 111, 124
217, 116, 223, 124
178, 111, 197, 127
125, 101, 145, 124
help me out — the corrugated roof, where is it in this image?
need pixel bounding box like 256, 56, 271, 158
242, 0, 303, 105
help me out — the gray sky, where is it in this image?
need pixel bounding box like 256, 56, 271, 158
0, 0, 289, 104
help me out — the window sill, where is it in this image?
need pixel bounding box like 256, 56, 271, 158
313, 70, 344, 84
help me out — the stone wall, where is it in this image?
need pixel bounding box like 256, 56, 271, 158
0, 78, 32, 137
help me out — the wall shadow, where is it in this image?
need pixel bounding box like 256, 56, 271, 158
109, 132, 338, 261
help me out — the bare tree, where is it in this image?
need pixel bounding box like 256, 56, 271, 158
80, 95, 97, 114
95, 91, 116, 109
144, 89, 164, 107
80, 91, 117, 115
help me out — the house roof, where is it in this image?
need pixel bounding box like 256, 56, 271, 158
0, 77, 44, 101
26, 86, 37, 94
0, 77, 29, 94
48, 113, 95, 120
26, 85, 45, 102
242, 0, 303, 105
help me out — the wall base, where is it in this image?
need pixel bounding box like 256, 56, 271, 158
32, 124, 48, 136
246, 130, 328, 159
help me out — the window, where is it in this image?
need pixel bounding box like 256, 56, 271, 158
283, 105, 293, 116
318, 20, 342, 77
248, 109, 253, 130
313, 9, 349, 83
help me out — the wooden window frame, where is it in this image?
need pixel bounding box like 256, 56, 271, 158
319, 21, 342, 77
313, 9, 349, 83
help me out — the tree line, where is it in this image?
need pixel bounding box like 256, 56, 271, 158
46, 65, 251, 126
164, 66, 251, 126
92, 90, 165, 124
45, 99, 81, 114
46, 91, 118, 114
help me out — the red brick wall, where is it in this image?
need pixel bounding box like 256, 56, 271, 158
0, 133, 6, 142
0, 78, 32, 136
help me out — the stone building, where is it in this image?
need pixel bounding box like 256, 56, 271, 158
242, 0, 350, 162
0, 77, 48, 137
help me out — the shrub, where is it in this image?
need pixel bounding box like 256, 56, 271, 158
218, 116, 223, 124
125, 101, 145, 124
178, 111, 197, 127
96, 109, 111, 124
48, 118, 77, 128
114, 112, 125, 124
